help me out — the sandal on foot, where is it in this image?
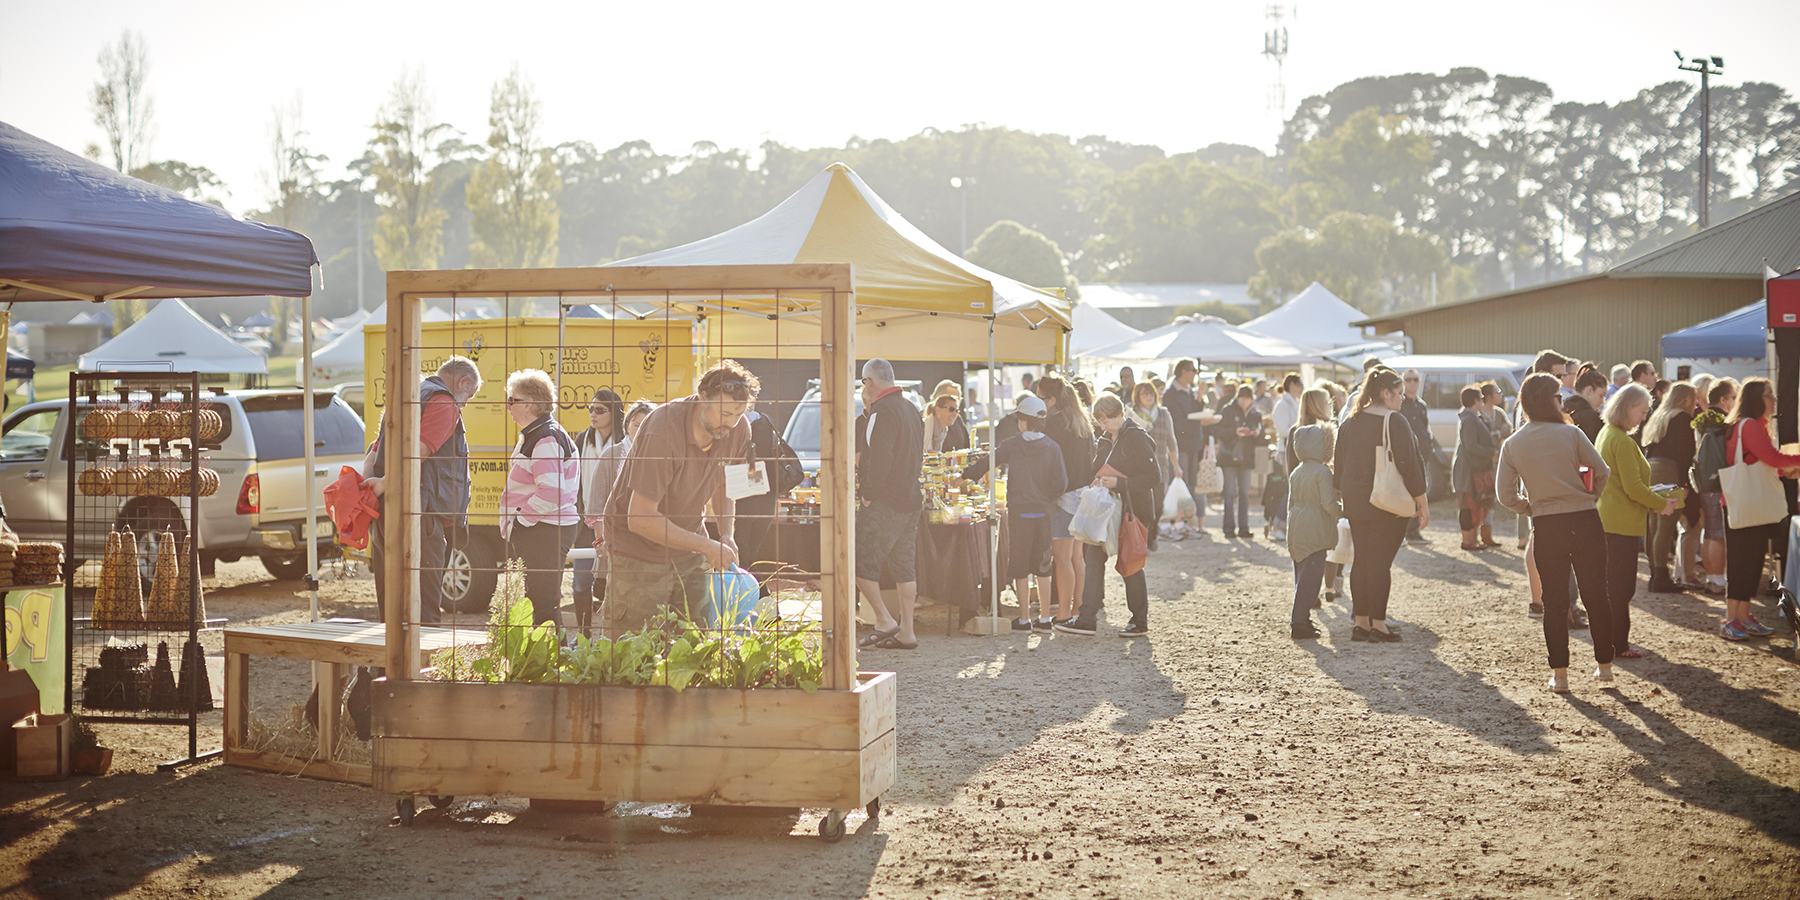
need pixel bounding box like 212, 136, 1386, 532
871, 635, 919, 650
857, 627, 900, 649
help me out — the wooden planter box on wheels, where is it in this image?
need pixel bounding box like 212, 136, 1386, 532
371, 264, 892, 840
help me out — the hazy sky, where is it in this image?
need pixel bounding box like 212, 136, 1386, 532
6, 0, 1799, 215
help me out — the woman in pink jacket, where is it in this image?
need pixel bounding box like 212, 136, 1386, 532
501, 369, 581, 627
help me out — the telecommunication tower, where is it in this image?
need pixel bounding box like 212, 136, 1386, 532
1263, 4, 1292, 114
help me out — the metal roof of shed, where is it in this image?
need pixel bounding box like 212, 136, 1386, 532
1611, 189, 1800, 278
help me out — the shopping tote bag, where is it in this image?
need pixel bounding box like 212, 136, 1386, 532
1720, 422, 1787, 528
1370, 413, 1416, 517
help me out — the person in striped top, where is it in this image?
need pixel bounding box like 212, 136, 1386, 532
502, 369, 580, 627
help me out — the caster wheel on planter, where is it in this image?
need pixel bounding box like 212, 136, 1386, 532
430, 795, 455, 809
396, 797, 416, 826
818, 810, 847, 842
866, 797, 881, 821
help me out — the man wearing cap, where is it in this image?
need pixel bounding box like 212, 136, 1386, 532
855, 359, 925, 650
961, 394, 1065, 631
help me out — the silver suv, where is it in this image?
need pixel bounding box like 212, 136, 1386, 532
0, 390, 365, 580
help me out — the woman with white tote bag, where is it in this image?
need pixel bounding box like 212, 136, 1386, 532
1719, 378, 1800, 640
1331, 367, 1429, 643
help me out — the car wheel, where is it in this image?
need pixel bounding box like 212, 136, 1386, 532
442, 527, 501, 613
260, 554, 308, 581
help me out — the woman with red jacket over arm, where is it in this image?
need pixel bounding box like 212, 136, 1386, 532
1720, 378, 1800, 639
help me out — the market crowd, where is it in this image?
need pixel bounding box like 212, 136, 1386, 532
356, 346, 1797, 696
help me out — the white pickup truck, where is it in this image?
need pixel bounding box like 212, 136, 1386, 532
0, 390, 366, 581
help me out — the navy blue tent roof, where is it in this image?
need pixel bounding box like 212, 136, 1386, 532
0, 121, 316, 302
6, 348, 34, 381
1661, 299, 1766, 359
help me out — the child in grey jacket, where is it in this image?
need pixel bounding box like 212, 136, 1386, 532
1285, 424, 1340, 639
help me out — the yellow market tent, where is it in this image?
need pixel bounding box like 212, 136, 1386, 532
603, 163, 1070, 364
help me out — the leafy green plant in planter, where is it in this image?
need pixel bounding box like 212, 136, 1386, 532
562, 612, 823, 692
430, 560, 824, 692
432, 560, 564, 684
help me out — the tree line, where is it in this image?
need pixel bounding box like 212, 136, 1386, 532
83, 32, 1800, 341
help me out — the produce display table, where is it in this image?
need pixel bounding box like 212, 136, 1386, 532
222, 621, 487, 783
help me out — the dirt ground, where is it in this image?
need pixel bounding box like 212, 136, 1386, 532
6, 506, 1800, 899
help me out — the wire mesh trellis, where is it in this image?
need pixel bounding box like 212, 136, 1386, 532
364, 269, 858, 692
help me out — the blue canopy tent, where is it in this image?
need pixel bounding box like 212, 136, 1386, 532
1661, 299, 1767, 381
0, 121, 334, 666
0, 121, 316, 302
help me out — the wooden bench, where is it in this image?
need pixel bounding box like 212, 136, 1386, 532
223, 621, 487, 784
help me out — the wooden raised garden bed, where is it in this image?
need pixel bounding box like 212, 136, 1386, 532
371, 264, 889, 840
372, 671, 895, 812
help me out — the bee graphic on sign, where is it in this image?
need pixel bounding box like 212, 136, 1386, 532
463, 334, 485, 363
639, 335, 660, 376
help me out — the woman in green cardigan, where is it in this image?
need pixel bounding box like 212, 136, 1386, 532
1596, 383, 1681, 661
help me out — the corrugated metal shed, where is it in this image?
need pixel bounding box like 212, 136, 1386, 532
1612, 190, 1800, 277
1350, 191, 1800, 364
1356, 276, 1759, 366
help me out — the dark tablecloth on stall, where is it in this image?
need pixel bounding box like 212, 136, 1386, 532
916, 512, 1009, 614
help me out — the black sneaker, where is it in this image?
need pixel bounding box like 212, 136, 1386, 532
1053, 619, 1097, 636
1031, 618, 1054, 634
1528, 602, 1545, 618
1117, 622, 1148, 637
1291, 623, 1320, 640
1011, 617, 1034, 632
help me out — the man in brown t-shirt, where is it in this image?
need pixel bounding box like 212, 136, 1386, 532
600, 360, 758, 635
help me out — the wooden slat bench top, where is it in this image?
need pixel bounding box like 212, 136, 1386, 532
224, 621, 486, 668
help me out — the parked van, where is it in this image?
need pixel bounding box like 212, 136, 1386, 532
782, 380, 925, 479
1370, 354, 1534, 497
0, 390, 365, 582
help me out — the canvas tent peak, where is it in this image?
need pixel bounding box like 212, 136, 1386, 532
79, 298, 269, 374
602, 162, 1070, 364
1080, 314, 1327, 367
1068, 303, 1142, 358
1243, 281, 1375, 350
0, 121, 316, 302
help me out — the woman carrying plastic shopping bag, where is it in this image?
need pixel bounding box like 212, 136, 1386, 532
1057, 394, 1159, 638
1718, 378, 1800, 640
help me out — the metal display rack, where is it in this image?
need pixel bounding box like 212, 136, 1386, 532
63, 371, 226, 769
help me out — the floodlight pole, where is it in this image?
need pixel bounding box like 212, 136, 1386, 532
1677, 53, 1725, 229
951, 176, 971, 254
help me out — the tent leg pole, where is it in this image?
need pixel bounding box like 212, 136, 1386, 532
303, 294, 318, 624
989, 318, 1002, 630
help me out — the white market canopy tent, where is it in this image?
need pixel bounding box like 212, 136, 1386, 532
297, 325, 366, 384
1243, 281, 1372, 350
1068, 302, 1142, 358
79, 297, 268, 374
604, 162, 1070, 364
1078, 314, 1327, 367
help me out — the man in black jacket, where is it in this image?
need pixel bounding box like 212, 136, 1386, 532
855, 359, 925, 650
1161, 358, 1208, 527
1399, 369, 1433, 545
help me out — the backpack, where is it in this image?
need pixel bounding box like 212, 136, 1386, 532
749, 412, 806, 495
1691, 423, 1728, 493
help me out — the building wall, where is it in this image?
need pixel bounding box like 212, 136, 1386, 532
1369, 277, 1762, 366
